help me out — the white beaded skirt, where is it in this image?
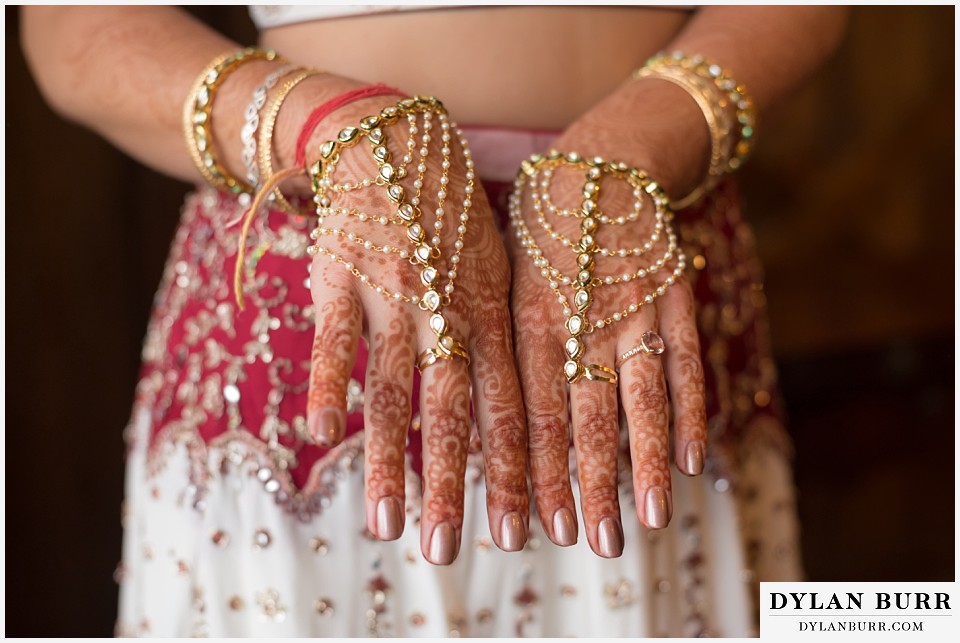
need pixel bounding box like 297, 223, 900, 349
116, 405, 801, 637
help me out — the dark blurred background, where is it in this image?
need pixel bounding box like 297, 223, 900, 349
5, 5, 954, 636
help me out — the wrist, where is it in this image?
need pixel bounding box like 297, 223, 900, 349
272, 74, 368, 171
272, 77, 408, 196
555, 77, 710, 205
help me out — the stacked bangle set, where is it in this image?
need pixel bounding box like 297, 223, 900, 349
634, 51, 757, 209
182, 48, 473, 371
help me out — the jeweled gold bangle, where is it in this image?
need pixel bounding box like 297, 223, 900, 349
633, 64, 732, 209
256, 69, 326, 216
240, 64, 301, 189
639, 51, 757, 171
183, 47, 283, 194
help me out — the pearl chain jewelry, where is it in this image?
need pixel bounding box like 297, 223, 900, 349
537, 166, 644, 225
306, 96, 474, 370
509, 151, 686, 384
533, 167, 666, 258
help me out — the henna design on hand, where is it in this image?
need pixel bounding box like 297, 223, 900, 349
419, 361, 471, 564
307, 287, 361, 446
468, 301, 530, 551
302, 99, 529, 562
363, 310, 416, 539
570, 370, 624, 557
658, 280, 707, 476
620, 333, 672, 529
506, 144, 708, 553
510, 256, 577, 545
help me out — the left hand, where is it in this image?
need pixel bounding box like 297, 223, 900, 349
506, 79, 709, 557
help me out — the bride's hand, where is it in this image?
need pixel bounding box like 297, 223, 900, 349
507, 80, 709, 557
299, 90, 528, 565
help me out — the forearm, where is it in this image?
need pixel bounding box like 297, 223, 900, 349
22, 6, 236, 181
558, 6, 850, 197
20, 6, 364, 185
671, 6, 849, 114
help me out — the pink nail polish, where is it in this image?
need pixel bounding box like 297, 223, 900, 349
312, 408, 343, 446
552, 508, 577, 546
429, 522, 456, 565
500, 511, 526, 552
376, 497, 403, 541
645, 486, 672, 529
685, 441, 705, 476
598, 517, 624, 558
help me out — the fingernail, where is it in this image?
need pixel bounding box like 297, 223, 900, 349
429, 522, 456, 565
311, 409, 343, 446
645, 486, 672, 529
376, 497, 403, 541
597, 517, 624, 558
552, 508, 577, 546
685, 441, 705, 476
500, 511, 526, 552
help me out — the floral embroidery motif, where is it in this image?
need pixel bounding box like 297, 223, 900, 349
365, 570, 392, 636
257, 588, 287, 622
604, 579, 636, 609
512, 565, 539, 637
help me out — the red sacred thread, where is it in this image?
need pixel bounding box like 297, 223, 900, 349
293, 84, 407, 168
235, 84, 408, 310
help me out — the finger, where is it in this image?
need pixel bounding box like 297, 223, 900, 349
363, 308, 416, 541
658, 279, 707, 476
513, 293, 578, 547
569, 337, 623, 558
469, 304, 530, 552
418, 356, 472, 565
618, 306, 673, 531
307, 263, 363, 447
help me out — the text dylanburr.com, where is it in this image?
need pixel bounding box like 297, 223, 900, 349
760, 582, 956, 640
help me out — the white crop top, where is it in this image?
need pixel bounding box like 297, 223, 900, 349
249, 4, 452, 29
249, 4, 694, 30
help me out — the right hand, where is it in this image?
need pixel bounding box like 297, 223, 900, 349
290, 86, 530, 565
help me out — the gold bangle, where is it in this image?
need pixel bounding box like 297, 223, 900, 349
257, 69, 326, 216
183, 48, 283, 194
639, 51, 757, 171
633, 65, 730, 209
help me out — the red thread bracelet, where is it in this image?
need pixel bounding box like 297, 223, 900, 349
294, 83, 407, 168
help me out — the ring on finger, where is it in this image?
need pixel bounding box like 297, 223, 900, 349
583, 363, 619, 384
615, 330, 666, 371
417, 342, 471, 373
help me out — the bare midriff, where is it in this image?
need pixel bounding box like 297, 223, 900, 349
260, 6, 690, 129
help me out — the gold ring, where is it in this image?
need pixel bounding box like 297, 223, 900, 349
435, 336, 470, 362
616, 331, 666, 371
583, 363, 619, 385
417, 349, 440, 372
416, 343, 471, 373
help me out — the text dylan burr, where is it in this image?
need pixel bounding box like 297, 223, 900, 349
770, 592, 951, 610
